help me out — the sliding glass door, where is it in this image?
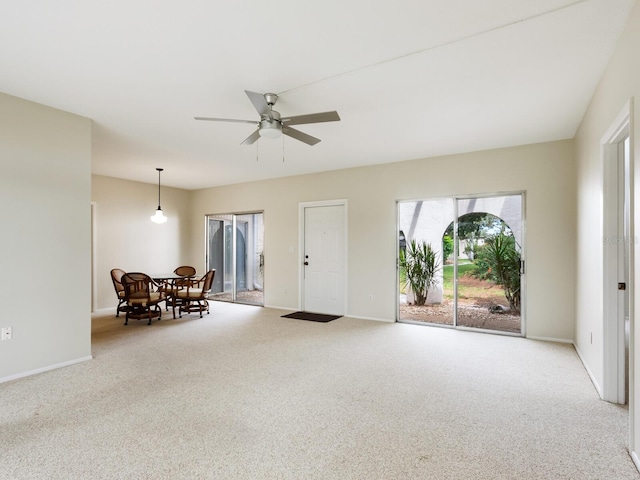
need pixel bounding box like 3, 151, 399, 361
398, 198, 455, 326
398, 193, 524, 335
455, 195, 523, 333
206, 212, 264, 306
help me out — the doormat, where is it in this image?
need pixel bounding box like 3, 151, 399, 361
281, 311, 342, 323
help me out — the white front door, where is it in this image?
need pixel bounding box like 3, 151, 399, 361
303, 204, 346, 315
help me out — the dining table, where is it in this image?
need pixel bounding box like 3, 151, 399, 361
149, 273, 196, 282
149, 273, 198, 295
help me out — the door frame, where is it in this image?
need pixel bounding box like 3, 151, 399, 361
298, 199, 348, 314
91, 202, 97, 313
602, 98, 634, 406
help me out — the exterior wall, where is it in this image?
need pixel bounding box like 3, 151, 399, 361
0, 93, 92, 381
189, 139, 576, 341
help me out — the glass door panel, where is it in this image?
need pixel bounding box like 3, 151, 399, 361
235, 213, 264, 306
455, 195, 523, 334
398, 199, 454, 326
206, 212, 264, 306
207, 214, 232, 297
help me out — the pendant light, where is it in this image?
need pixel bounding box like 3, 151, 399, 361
150, 168, 167, 224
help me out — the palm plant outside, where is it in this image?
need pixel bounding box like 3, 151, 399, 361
473, 232, 521, 313
399, 239, 440, 306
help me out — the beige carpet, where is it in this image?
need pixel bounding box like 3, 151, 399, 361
1, 302, 638, 479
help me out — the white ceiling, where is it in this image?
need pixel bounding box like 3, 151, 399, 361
0, 0, 636, 190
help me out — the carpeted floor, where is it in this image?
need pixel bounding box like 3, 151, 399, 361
1, 302, 638, 479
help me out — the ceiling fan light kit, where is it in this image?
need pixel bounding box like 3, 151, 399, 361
195, 90, 340, 146
259, 109, 282, 139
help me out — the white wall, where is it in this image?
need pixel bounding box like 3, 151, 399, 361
573, 0, 640, 457
91, 175, 192, 310
0, 93, 92, 381
189, 139, 576, 340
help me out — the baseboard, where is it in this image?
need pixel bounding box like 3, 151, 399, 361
632, 450, 640, 473
0, 355, 93, 384
263, 304, 296, 312
92, 307, 117, 315
346, 314, 394, 323
263, 306, 392, 323
526, 335, 573, 344
573, 342, 604, 398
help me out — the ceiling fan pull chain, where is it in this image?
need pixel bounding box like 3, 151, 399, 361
282, 135, 285, 162
256, 139, 259, 162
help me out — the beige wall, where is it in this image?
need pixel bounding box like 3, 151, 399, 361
574, 0, 640, 457
189, 139, 576, 341
91, 175, 192, 310
0, 93, 92, 380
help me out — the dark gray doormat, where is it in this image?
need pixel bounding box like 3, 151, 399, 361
281, 311, 342, 323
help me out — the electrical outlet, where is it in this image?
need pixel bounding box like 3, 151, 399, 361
1, 327, 12, 341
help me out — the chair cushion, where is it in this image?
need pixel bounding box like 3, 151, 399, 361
127, 292, 163, 306
176, 289, 203, 299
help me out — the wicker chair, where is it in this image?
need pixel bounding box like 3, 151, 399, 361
110, 268, 130, 318
172, 269, 215, 319
174, 265, 196, 277
164, 266, 197, 311
121, 272, 166, 325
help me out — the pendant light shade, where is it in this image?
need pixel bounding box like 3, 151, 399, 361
150, 168, 167, 224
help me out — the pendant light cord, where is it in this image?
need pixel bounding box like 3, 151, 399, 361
156, 168, 163, 209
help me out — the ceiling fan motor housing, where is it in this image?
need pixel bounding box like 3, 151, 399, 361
264, 93, 278, 106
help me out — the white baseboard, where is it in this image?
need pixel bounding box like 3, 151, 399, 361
263, 304, 296, 312
346, 314, 393, 323
0, 355, 93, 384
632, 450, 640, 473
263, 306, 392, 323
92, 307, 117, 315
526, 335, 573, 344
573, 342, 603, 398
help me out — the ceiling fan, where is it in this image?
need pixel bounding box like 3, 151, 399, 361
195, 90, 340, 146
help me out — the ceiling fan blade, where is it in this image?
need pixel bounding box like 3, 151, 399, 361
282, 126, 321, 146
194, 117, 257, 125
244, 90, 270, 117
241, 129, 261, 145
281, 111, 340, 126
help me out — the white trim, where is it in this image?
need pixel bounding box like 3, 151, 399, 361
574, 342, 604, 398
347, 314, 393, 323
93, 307, 117, 315
523, 335, 573, 344
91, 202, 97, 313
631, 450, 640, 472
298, 200, 348, 314
601, 100, 632, 145
264, 305, 297, 312
0, 356, 93, 384
601, 99, 632, 405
